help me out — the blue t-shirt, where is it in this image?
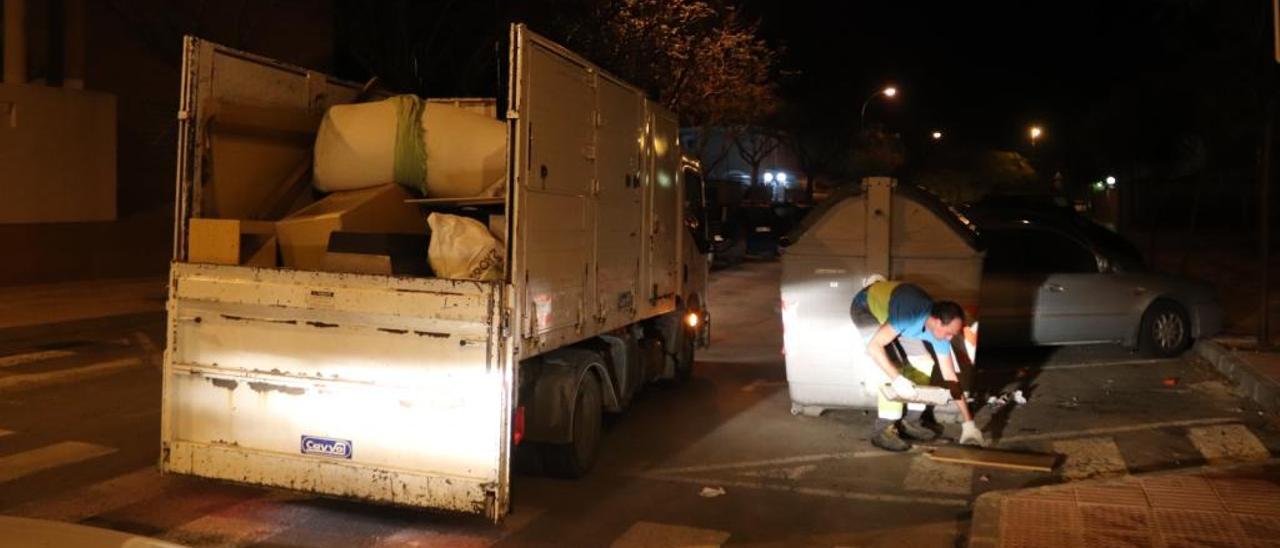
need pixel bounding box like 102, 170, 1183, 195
855, 282, 953, 357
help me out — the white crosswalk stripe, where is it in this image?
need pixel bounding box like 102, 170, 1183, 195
1052, 437, 1128, 481
0, 441, 117, 483
611, 521, 731, 548
0, 428, 13, 439
0, 357, 142, 391
1187, 424, 1271, 465
0, 350, 77, 368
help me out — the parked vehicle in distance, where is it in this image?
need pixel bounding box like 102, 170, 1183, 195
970, 209, 1221, 357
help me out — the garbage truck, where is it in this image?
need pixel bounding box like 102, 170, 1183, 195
779, 178, 982, 418
160, 25, 710, 521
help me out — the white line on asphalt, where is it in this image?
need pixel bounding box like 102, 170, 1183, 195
0, 357, 143, 391
998, 417, 1240, 444
1036, 358, 1179, 370
0, 429, 12, 439
0, 350, 77, 368
1052, 437, 1128, 480
646, 450, 896, 475
639, 473, 969, 507
1187, 424, 1271, 465
6, 467, 165, 522
978, 358, 1179, 374
611, 521, 731, 548
0, 441, 118, 483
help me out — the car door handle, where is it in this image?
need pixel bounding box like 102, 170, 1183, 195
1045, 283, 1065, 293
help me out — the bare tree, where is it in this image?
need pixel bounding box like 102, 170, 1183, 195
733, 127, 782, 196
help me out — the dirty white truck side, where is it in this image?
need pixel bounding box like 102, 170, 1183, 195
161, 26, 709, 521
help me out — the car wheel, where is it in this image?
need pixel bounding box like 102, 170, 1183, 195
540, 372, 603, 478
1140, 299, 1191, 357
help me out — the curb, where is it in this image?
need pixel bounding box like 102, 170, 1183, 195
1193, 340, 1280, 414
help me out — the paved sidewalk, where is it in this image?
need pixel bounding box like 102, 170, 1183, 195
968, 460, 1280, 547
0, 278, 166, 343
1197, 337, 1280, 415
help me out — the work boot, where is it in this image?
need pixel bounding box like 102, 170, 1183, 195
898, 419, 939, 441
870, 423, 912, 452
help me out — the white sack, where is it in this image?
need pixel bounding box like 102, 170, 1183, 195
427, 213, 504, 280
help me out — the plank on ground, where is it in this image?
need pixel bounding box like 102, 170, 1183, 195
926, 446, 1058, 472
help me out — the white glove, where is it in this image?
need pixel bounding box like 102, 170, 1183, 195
890, 375, 918, 399
960, 420, 987, 447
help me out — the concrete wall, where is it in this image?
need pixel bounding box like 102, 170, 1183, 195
0, 0, 334, 285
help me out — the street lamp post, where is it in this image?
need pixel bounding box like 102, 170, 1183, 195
859, 86, 897, 129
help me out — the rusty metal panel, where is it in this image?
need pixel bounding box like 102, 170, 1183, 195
161, 264, 509, 519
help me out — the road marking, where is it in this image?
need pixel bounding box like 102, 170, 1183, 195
611, 521, 731, 548
903, 455, 972, 495
999, 417, 1240, 444
740, 464, 816, 481
6, 467, 164, 522
1187, 424, 1271, 465
0, 357, 142, 391
1035, 358, 1178, 370
0, 350, 76, 368
370, 505, 546, 548
741, 379, 787, 392
0, 441, 117, 483
647, 450, 896, 475
639, 473, 969, 507
0, 429, 12, 439
1052, 437, 1128, 481
157, 493, 302, 547
132, 331, 162, 368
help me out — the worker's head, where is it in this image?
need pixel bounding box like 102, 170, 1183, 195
926, 301, 966, 341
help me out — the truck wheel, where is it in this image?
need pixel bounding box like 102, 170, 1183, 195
1140, 299, 1191, 358
673, 318, 696, 382
541, 372, 603, 478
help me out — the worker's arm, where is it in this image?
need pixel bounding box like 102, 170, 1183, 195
866, 323, 903, 380
935, 351, 974, 423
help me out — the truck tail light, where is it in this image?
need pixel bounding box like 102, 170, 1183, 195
513, 406, 525, 446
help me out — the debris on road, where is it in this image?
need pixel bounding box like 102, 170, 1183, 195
1163, 377, 1180, 387
986, 390, 1029, 408
699, 486, 726, 498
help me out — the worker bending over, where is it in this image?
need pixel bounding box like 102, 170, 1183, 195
851, 280, 984, 452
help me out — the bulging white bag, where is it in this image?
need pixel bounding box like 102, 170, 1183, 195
427, 213, 504, 280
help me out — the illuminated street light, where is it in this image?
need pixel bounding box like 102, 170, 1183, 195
1105, 175, 1117, 187
777, 172, 789, 184
931, 130, 943, 140
1029, 125, 1043, 146
860, 85, 899, 128
763, 172, 775, 184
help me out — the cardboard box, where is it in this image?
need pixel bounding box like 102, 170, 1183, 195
277, 184, 427, 270
323, 232, 431, 276
188, 218, 278, 267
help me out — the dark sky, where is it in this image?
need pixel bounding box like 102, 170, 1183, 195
742, 1, 1179, 150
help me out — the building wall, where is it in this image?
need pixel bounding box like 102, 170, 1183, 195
0, 0, 333, 285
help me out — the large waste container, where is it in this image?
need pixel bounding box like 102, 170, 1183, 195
780, 177, 984, 416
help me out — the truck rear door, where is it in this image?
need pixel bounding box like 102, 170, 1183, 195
161, 38, 513, 520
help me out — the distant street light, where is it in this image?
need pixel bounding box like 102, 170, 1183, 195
860, 85, 898, 129
1105, 175, 1117, 187
931, 130, 943, 141
1029, 125, 1043, 146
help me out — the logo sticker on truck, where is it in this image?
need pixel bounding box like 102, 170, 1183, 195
301, 435, 352, 459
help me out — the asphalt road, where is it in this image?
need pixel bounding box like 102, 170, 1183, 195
0, 261, 1276, 547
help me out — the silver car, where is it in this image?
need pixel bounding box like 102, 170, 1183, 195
976, 217, 1221, 357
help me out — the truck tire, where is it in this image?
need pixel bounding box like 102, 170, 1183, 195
1139, 299, 1191, 358
673, 318, 695, 382
541, 372, 603, 478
